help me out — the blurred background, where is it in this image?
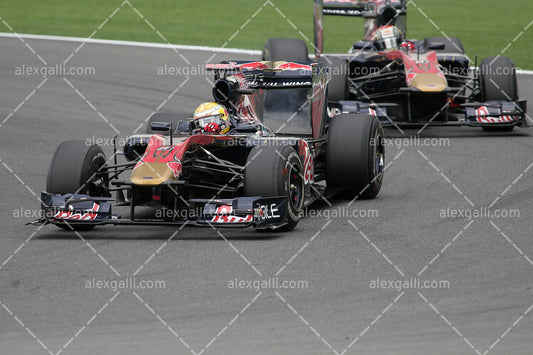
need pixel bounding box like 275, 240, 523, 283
1, 0, 532, 68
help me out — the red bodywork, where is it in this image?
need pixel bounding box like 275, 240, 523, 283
384, 49, 447, 87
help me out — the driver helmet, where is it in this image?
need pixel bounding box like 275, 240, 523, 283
373, 25, 403, 51
193, 102, 230, 134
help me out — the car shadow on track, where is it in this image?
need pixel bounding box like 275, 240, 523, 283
33, 216, 291, 241
384, 126, 531, 139
34, 227, 285, 241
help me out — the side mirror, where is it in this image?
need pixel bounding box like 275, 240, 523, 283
150, 122, 172, 132
427, 42, 445, 51
353, 40, 375, 51
233, 123, 258, 133
150, 122, 173, 144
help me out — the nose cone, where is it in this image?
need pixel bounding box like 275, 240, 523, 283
130, 162, 176, 186
409, 73, 448, 92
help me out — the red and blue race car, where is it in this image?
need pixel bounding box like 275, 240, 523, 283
267, 0, 528, 131
30, 60, 385, 232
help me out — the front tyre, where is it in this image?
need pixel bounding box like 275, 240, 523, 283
480, 56, 519, 132
327, 114, 384, 199
46, 140, 109, 230
245, 145, 305, 231
480, 56, 518, 102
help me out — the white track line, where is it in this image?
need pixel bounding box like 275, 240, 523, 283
1, 32, 532, 75
0, 32, 262, 55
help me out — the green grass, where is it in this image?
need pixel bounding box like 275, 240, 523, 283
1, 0, 532, 68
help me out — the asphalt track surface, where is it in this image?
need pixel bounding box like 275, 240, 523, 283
0, 37, 532, 355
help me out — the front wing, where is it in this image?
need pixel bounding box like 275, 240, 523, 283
30, 193, 291, 230
331, 100, 529, 128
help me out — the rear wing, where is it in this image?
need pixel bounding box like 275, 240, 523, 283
207, 61, 319, 89
208, 60, 329, 139
322, 0, 369, 16
314, 0, 407, 57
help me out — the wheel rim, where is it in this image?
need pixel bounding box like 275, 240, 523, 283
288, 163, 304, 212
373, 132, 385, 181
85, 160, 108, 197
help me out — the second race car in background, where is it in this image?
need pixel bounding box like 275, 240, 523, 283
266, 0, 528, 131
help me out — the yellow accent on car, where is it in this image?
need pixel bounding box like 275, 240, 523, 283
409, 73, 448, 92
130, 162, 175, 186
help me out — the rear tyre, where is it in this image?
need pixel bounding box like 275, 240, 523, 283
423, 37, 464, 54
262, 38, 309, 63
480, 56, 518, 132
327, 114, 384, 199
46, 140, 109, 230
245, 145, 305, 231
262, 38, 309, 113
319, 56, 349, 102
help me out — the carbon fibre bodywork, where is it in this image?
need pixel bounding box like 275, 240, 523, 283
31, 61, 334, 231
313, 0, 528, 128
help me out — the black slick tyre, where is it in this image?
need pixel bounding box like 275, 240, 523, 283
245, 145, 305, 231
327, 114, 384, 199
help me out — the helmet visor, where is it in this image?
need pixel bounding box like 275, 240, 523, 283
376, 37, 400, 50
197, 114, 222, 127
